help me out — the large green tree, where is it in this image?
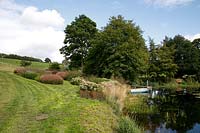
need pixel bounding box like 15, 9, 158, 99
84, 15, 148, 82
192, 38, 200, 81
148, 37, 177, 82
165, 35, 199, 77
60, 14, 97, 69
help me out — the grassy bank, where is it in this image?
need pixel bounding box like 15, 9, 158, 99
0, 61, 117, 132
0, 58, 49, 72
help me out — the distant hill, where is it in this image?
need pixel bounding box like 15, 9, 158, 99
0, 53, 43, 62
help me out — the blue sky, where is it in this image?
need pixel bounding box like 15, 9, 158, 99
15, 0, 200, 43
0, 0, 200, 62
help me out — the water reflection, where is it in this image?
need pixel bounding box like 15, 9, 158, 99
128, 88, 200, 133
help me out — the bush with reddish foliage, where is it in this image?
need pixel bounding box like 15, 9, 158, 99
14, 67, 26, 75
80, 90, 105, 100
39, 74, 63, 84
56, 71, 68, 80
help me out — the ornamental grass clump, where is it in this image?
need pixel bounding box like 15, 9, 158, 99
101, 80, 129, 112
39, 74, 63, 84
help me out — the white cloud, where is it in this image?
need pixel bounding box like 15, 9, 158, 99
20, 6, 64, 29
185, 33, 200, 41
0, 0, 65, 62
144, 0, 194, 7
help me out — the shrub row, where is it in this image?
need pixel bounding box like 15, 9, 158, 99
70, 77, 102, 91
14, 67, 66, 85
65, 70, 82, 80
14, 67, 26, 75
70, 77, 105, 100
39, 74, 63, 84
56, 72, 68, 80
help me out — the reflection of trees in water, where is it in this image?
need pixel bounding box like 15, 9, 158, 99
128, 92, 200, 132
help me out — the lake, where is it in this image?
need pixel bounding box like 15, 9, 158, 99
129, 88, 200, 133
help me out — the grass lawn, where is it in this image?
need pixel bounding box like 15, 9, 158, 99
0, 58, 49, 72
0, 59, 117, 133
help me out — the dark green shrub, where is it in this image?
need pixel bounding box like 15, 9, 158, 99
49, 62, 60, 70
39, 74, 63, 84
117, 117, 141, 133
85, 76, 109, 83
66, 70, 82, 80
20, 60, 32, 67
22, 71, 38, 80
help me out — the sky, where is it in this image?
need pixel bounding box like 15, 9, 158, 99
0, 0, 200, 62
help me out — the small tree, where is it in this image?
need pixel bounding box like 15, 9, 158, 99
45, 58, 51, 63
20, 60, 32, 67
49, 62, 60, 70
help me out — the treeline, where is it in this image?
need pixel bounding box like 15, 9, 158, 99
60, 14, 200, 84
149, 36, 200, 83
0, 53, 43, 62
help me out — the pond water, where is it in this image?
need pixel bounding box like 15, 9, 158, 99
130, 89, 200, 133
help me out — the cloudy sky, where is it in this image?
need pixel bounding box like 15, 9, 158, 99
0, 0, 200, 62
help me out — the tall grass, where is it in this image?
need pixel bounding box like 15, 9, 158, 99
117, 116, 142, 133
101, 80, 129, 113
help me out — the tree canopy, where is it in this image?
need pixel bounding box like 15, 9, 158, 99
84, 15, 148, 82
60, 14, 97, 69
45, 58, 51, 63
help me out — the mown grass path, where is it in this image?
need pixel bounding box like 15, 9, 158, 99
0, 71, 117, 133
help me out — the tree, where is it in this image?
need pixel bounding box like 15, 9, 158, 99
165, 35, 199, 77
45, 58, 51, 63
148, 38, 160, 82
60, 14, 97, 70
84, 15, 148, 82
148, 37, 177, 83
192, 38, 200, 81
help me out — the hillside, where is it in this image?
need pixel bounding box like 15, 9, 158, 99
0, 58, 50, 72
0, 58, 117, 133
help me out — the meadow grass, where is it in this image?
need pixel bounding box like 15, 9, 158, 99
0, 59, 117, 133
0, 58, 49, 72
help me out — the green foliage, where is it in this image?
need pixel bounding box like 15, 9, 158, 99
70, 77, 103, 91
165, 35, 200, 78
0, 71, 117, 132
148, 38, 178, 83
44, 58, 51, 63
70, 77, 82, 85
20, 60, 32, 67
49, 62, 60, 70
65, 70, 82, 80
85, 76, 110, 84
21, 71, 38, 80
117, 117, 142, 133
84, 15, 148, 82
60, 14, 97, 69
